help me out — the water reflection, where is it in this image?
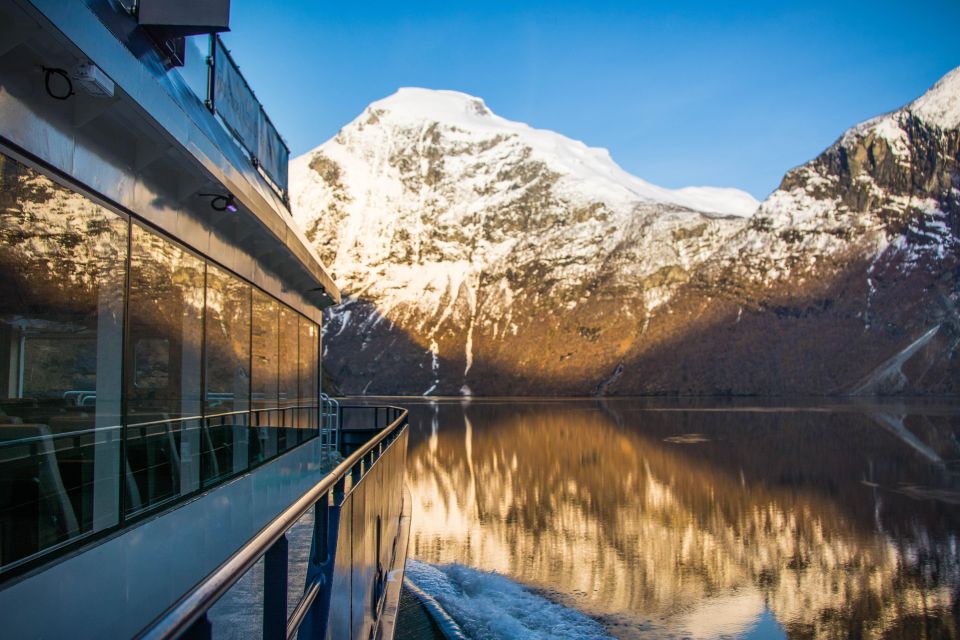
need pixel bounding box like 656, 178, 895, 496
404, 399, 960, 639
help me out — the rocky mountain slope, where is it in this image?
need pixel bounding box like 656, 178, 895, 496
292, 67, 960, 395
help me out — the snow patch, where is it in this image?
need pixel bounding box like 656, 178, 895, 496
908, 66, 960, 130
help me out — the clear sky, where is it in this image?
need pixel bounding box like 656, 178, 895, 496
223, 0, 959, 200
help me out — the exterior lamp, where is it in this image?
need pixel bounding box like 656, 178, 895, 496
201, 193, 238, 212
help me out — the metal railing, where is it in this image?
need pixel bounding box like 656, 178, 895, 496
319, 394, 340, 452
0, 403, 339, 577
136, 405, 409, 640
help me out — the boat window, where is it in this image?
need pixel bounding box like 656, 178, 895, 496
125, 224, 205, 513
0, 152, 321, 571
127, 224, 205, 420
0, 151, 127, 568
278, 304, 300, 450
205, 265, 252, 413
250, 289, 279, 464
298, 318, 319, 432
203, 264, 252, 485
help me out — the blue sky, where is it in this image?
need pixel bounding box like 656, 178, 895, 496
224, 1, 959, 199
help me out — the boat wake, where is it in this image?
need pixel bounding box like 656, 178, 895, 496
404, 559, 613, 639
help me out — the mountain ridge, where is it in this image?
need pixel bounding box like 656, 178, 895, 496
293, 68, 960, 396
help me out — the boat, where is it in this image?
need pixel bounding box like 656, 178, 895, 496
0, 1, 410, 637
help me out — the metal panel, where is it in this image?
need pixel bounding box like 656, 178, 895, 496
326, 495, 353, 640
138, 0, 230, 31
350, 473, 369, 639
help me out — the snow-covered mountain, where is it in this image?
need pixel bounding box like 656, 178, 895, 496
292, 68, 960, 395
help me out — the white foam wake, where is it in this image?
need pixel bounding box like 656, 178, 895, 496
404, 559, 613, 640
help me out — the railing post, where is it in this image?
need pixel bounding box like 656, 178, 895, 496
313, 498, 329, 564
263, 534, 288, 640
180, 612, 212, 640
334, 475, 347, 502
352, 457, 362, 487
299, 492, 339, 640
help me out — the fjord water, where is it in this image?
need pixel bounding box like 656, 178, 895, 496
400, 398, 959, 639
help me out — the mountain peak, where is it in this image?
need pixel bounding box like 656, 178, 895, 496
336, 87, 758, 217
367, 87, 494, 125
908, 65, 960, 130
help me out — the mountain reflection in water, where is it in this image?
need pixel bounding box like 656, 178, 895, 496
401, 398, 960, 639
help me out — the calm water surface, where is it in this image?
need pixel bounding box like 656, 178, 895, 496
398, 398, 960, 639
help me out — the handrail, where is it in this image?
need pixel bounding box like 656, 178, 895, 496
127, 409, 251, 428
128, 405, 318, 429
136, 406, 409, 640
0, 405, 323, 449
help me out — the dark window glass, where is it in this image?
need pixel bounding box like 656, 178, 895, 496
125, 225, 204, 513
279, 306, 299, 409
205, 265, 251, 413
298, 318, 318, 434
0, 153, 127, 569
250, 290, 278, 464
278, 305, 299, 450
202, 265, 251, 485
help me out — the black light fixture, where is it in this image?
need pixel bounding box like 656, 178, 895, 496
41, 67, 74, 100
200, 193, 238, 212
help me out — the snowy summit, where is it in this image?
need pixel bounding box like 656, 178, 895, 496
347, 88, 759, 217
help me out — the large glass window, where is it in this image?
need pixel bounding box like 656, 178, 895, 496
126, 225, 204, 513
0, 153, 127, 567
251, 291, 279, 409
278, 305, 300, 451
298, 319, 318, 434
0, 152, 324, 572
250, 290, 278, 464
203, 265, 251, 485
205, 265, 251, 413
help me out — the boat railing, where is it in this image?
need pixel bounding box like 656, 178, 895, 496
319, 393, 340, 452
135, 404, 409, 640
0, 403, 341, 577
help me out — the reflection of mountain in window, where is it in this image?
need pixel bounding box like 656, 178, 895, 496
204, 264, 251, 413
134, 338, 170, 389
126, 223, 204, 419
0, 151, 127, 567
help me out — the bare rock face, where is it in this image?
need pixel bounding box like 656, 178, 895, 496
293, 69, 960, 396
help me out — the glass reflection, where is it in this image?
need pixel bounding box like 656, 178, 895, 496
278, 305, 300, 450
0, 152, 323, 572
405, 400, 960, 639
0, 153, 126, 566
298, 319, 318, 433
203, 265, 252, 485
250, 290, 278, 464
126, 225, 204, 513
